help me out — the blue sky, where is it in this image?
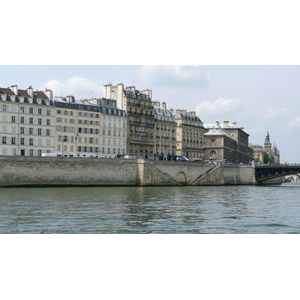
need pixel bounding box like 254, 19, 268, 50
1, 65, 299, 163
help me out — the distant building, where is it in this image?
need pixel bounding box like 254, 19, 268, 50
54, 96, 126, 158
250, 131, 280, 164
153, 101, 176, 160
104, 83, 154, 159
0, 85, 55, 156
204, 121, 253, 163
171, 109, 205, 159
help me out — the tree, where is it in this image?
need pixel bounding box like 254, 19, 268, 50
264, 152, 272, 164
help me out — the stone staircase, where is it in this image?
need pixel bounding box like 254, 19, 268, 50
190, 164, 221, 185
151, 164, 182, 185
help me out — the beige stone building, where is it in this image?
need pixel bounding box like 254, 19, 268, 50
153, 101, 176, 160
204, 121, 253, 164
171, 109, 205, 159
54, 96, 126, 158
104, 83, 154, 159
0, 85, 55, 156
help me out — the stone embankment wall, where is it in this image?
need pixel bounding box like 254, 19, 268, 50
0, 156, 256, 187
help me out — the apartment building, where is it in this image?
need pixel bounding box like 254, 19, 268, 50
204, 121, 253, 163
104, 83, 154, 159
172, 109, 205, 159
54, 96, 126, 158
153, 101, 176, 160
0, 85, 55, 156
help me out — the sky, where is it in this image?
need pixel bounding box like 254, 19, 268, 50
0, 65, 299, 163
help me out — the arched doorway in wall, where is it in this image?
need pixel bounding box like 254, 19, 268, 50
176, 171, 187, 185
209, 150, 217, 160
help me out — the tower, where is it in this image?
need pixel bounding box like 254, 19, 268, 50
264, 131, 272, 156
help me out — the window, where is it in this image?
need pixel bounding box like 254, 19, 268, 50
2, 136, 6, 144
29, 149, 34, 156
38, 108, 42, 115
21, 116, 25, 123
20, 106, 25, 113
11, 116, 16, 123
29, 128, 33, 135
38, 118, 42, 125
47, 109, 51, 116
20, 138, 25, 145
29, 107, 34, 114
29, 118, 33, 124
46, 129, 50, 136
29, 138, 34, 145
47, 119, 51, 126
12, 137, 16, 144
38, 129, 42, 135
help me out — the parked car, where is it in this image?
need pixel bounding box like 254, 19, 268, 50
176, 156, 189, 162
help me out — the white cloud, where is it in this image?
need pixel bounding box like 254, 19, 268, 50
40, 77, 102, 99
260, 107, 289, 119
286, 117, 300, 131
195, 97, 242, 115
138, 65, 211, 88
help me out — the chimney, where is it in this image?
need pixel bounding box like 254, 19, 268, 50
153, 101, 160, 107
162, 102, 167, 109
27, 86, 33, 97
10, 85, 18, 95
233, 122, 237, 127
216, 121, 220, 127
142, 89, 152, 100
66, 95, 75, 103
44, 89, 53, 100
189, 111, 196, 116
223, 121, 229, 128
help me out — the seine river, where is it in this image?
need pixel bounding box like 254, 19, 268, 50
1, 182, 300, 234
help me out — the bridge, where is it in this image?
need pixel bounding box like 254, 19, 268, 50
255, 165, 300, 183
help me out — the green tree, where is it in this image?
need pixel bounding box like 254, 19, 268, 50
264, 152, 272, 164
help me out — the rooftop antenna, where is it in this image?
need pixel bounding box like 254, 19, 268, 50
92, 91, 93, 99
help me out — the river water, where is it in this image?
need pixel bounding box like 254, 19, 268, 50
1, 182, 300, 234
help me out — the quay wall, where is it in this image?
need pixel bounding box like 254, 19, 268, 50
0, 156, 256, 187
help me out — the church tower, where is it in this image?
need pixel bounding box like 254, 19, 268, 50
264, 131, 272, 156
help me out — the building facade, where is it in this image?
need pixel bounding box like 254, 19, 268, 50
204, 121, 253, 164
172, 109, 205, 159
0, 85, 55, 156
54, 96, 126, 158
104, 83, 154, 159
153, 101, 176, 160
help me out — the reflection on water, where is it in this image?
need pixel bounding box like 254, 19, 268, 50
1, 182, 300, 233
